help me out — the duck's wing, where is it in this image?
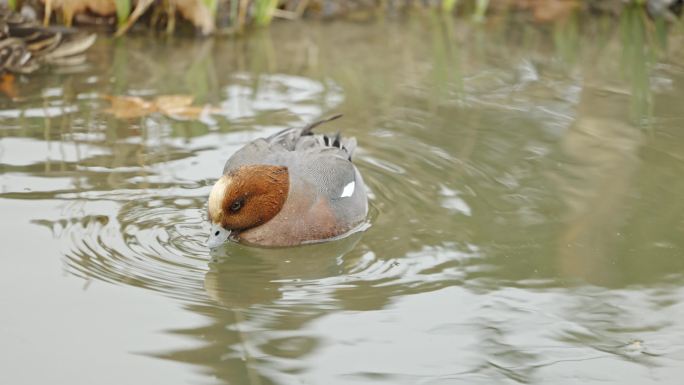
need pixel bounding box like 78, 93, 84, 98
269, 114, 356, 159
223, 115, 357, 173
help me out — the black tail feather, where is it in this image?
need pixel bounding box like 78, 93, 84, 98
332, 131, 341, 148
301, 113, 343, 136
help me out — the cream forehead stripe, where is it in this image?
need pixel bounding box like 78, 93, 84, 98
208, 176, 231, 221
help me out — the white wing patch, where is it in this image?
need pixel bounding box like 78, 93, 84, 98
340, 181, 355, 198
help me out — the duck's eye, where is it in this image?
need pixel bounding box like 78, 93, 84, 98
229, 198, 244, 213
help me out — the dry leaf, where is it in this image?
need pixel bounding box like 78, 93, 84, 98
507, 0, 579, 23
165, 106, 215, 119
172, 0, 216, 35
103, 95, 155, 119
154, 95, 195, 114
43, 0, 215, 34
103, 94, 219, 120
0, 74, 18, 99
43, 0, 117, 26
531, 0, 579, 23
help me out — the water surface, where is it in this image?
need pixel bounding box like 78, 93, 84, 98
2, 10, 684, 385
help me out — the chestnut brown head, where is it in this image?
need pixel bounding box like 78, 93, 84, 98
208, 165, 289, 235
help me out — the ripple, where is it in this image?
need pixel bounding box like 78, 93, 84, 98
0, 105, 79, 119
34, 190, 210, 302
220, 73, 344, 123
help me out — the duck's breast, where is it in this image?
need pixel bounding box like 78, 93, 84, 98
239, 158, 368, 246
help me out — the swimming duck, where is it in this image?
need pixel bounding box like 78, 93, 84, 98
207, 115, 368, 248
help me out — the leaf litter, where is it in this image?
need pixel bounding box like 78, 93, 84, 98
102, 94, 221, 120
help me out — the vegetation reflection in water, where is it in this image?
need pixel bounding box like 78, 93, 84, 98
2, 8, 684, 385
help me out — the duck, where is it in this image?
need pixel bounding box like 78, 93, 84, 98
1, 5, 96, 75
207, 114, 368, 248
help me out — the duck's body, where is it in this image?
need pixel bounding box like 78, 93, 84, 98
1, 6, 96, 75
207, 115, 368, 248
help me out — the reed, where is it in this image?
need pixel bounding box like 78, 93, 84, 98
441, 0, 459, 13
204, 0, 219, 17
473, 0, 489, 22
18, 0, 683, 36
253, 0, 278, 26
115, 0, 132, 27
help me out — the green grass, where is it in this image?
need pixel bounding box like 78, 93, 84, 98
473, 0, 489, 22
442, 0, 459, 13
253, 0, 279, 26
203, 0, 220, 17
115, 0, 132, 27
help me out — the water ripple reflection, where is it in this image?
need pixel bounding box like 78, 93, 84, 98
34, 192, 209, 301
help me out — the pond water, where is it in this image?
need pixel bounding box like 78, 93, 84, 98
2, 9, 684, 385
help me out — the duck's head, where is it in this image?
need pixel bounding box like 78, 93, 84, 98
206, 165, 289, 248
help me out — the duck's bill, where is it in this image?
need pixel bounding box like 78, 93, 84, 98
207, 223, 231, 249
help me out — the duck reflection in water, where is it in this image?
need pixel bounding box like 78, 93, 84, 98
153, 233, 371, 384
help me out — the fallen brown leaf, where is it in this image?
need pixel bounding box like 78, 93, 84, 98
0, 73, 18, 99
172, 0, 216, 35
43, 0, 117, 26
507, 0, 579, 23
103, 94, 220, 120
166, 105, 217, 120
532, 0, 579, 23
103, 95, 156, 119
42, 0, 215, 34
154, 95, 195, 114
